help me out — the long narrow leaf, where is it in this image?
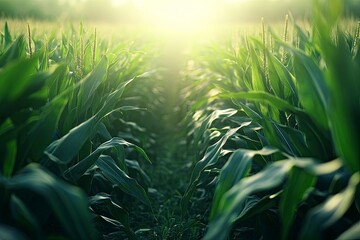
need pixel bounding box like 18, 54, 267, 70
280, 167, 316, 240
181, 126, 246, 214
300, 172, 360, 240
210, 147, 278, 219
96, 155, 151, 206
4, 163, 96, 240
64, 137, 150, 182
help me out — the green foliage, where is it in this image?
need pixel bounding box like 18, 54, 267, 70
1, 0, 360, 238
300, 172, 360, 240
0, 22, 154, 239
210, 147, 279, 220
280, 166, 316, 239
2, 163, 96, 239
181, 0, 360, 239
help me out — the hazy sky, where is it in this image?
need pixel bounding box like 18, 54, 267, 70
0, 0, 317, 23
110, 0, 300, 7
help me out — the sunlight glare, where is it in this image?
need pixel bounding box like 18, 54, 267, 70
111, 0, 127, 6
142, 1, 217, 33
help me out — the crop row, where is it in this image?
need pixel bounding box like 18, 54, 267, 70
0, 0, 359, 239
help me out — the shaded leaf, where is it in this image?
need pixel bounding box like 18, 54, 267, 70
280, 167, 316, 240
0, 224, 28, 240
181, 126, 244, 214
96, 155, 151, 207
10, 195, 41, 238
44, 115, 98, 165
336, 221, 360, 240
300, 172, 360, 240
89, 193, 135, 239
4, 163, 96, 240
205, 161, 293, 240
64, 137, 150, 182
205, 158, 343, 240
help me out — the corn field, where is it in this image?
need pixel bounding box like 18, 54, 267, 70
0, 0, 359, 239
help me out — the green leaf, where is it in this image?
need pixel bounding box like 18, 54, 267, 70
280, 167, 316, 240
236, 192, 282, 221
192, 126, 245, 182
44, 115, 99, 165
96, 155, 151, 207
290, 157, 343, 175
205, 161, 293, 240
249, 44, 267, 92
89, 193, 135, 239
266, 48, 297, 99
322, 36, 360, 172
210, 147, 278, 219
313, 0, 360, 172
181, 126, 246, 215
95, 77, 138, 119
336, 221, 360, 240
64, 137, 151, 182
263, 120, 311, 157
205, 158, 342, 240
5, 163, 96, 240
0, 35, 26, 68
77, 57, 108, 114
1, 139, 16, 177
3, 22, 12, 48
215, 92, 305, 115
291, 47, 329, 129
314, 0, 342, 32
21, 95, 67, 162
10, 195, 41, 238
47, 64, 70, 100
0, 224, 27, 240
126, 159, 151, 185
193, 108, 238, 146
0, 56, 42, 122
300, 172, 360, 240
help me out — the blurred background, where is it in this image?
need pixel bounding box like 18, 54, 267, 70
0, 0, 359, 23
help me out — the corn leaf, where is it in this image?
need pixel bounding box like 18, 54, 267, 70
280, 167, 316, 240
205, 161, 293, 240
0, 225, 27, 240
64, 137, 151, 182
181, 126, 244, 214
210, 147, 278, 219
10, 195, 41, 238
96, 155, 151, 207
215, 92, 305, 115
291, 47, 329, 129
89, 193, 135, 239
336, 221, 360, 240
4, 163, 96, 240
0, 56, 43, 122
249, 44, 267, 92
205, 158, 343, 240
300, 172, 360, 240
0, 35, 26, 67
77, 57, 108, 114
193, 108, 238, 147
21, 96, 67, 162
44, 115, 98, 165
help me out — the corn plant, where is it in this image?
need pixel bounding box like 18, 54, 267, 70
181, 0, 360, 239
0, 23, 155, 239
1, 0, 360, 238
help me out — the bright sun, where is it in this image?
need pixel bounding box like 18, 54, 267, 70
145, 1, 216, 32
113, 0, 218, 33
